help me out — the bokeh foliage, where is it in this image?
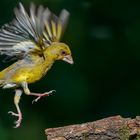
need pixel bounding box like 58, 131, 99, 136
0, 0, 140, 139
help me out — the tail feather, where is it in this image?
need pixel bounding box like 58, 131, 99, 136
0, 80, 5, 87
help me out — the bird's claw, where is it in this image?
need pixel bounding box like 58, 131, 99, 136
8, 111, 18, 116
8, 111, 22, 128
32, 90, 56, 104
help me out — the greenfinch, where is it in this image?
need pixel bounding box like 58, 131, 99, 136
0, 3, 73, 128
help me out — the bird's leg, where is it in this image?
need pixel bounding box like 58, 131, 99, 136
21, 81, 55, 104
8, 89, 22, 128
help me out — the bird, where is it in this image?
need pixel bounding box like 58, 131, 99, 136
0, 3, 73, 128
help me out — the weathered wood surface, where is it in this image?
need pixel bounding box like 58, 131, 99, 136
45, 115, 140, 140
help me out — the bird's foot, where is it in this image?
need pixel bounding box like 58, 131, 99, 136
8, 111, 22, 128
32, 90, 56, 104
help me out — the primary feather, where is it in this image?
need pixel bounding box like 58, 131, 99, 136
0, 3, 69, 61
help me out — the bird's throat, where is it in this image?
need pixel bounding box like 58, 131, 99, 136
42, 55, 55, 76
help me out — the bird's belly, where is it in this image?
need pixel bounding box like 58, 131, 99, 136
13, 66, 48, 84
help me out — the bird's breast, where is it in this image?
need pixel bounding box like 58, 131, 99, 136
22, 60, 53, 84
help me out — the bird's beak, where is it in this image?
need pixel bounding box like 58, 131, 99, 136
63, 55, 74, 64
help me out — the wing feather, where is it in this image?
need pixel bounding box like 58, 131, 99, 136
43, 9, 69, 43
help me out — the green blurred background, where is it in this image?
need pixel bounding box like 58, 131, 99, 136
0, 0, 140, 139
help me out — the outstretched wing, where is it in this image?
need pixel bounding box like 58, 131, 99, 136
43, 9, 69, 45
0, 3, 45, 59
0, 3, 69, 61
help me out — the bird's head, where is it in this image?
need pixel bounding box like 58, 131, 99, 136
44, 42, 74, 64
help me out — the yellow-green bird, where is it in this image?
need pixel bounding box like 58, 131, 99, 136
0, 3, 73, 128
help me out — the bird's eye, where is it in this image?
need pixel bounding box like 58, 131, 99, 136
61, 50, 66, 55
